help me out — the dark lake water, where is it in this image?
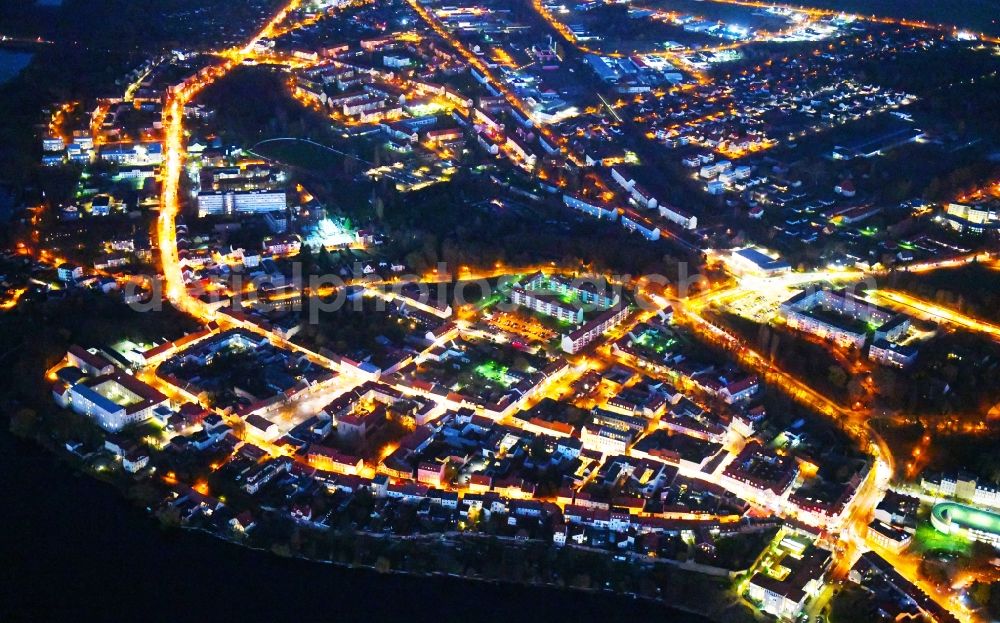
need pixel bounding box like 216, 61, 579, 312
0, 424, 709, 623
0, 51, 33, 85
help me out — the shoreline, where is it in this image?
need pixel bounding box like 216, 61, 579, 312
183, 521, 718, 622
2, 422, 718, 623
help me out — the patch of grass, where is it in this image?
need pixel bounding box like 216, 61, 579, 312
251, 139, 345, 175
912, 520, 973, 557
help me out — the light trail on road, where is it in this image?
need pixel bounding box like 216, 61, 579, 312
404, 0, 585, 170
156, 0, 374, 380
158, 0, 329, 319
897, 251, 994, 274
702, 0, 1000, 45
528, 0, 710, 83
877, 289, 1000, 342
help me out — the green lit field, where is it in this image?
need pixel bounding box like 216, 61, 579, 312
928, 502, 1000, 552
912, 520, 972, 556
475, 361, 516, 388
407, 336, 557, 407
250, 138, 345, 175
626, 324, 679, 362
634, 328, 677, 354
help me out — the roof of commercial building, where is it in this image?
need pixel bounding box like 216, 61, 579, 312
735, 247, 790, 271
749, 545, 830, 604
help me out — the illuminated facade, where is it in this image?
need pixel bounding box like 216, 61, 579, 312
780, 288, 910, 349
747, 545, 831, 619
511, 287, 584, 324
197, 190, 287, 216
67, 373, 169, 432
942, 202, 999, 235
